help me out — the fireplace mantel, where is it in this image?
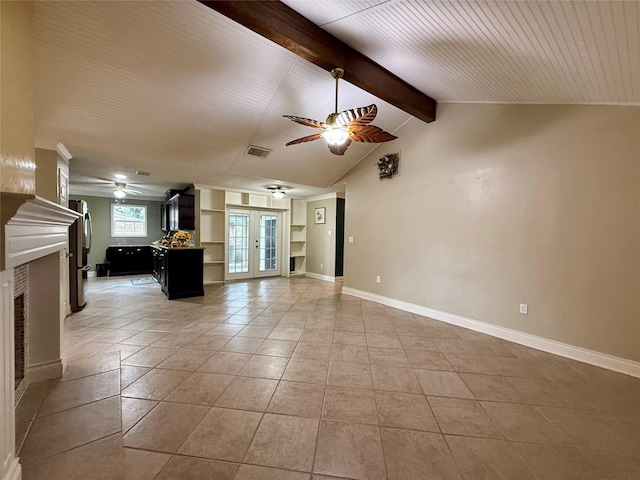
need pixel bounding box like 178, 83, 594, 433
0, 194, 80, 480
1, 193, 80, 270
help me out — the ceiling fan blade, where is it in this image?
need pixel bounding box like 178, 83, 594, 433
283, 115, 326, 129
337, 104, 378, 127
350, 125, 397, 143
328, 140, 352, 155
285, 133, 323, 146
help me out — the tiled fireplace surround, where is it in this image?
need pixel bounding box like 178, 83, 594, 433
13, 265, 29, 405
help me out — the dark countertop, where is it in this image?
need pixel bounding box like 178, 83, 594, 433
150, 244, 204, 250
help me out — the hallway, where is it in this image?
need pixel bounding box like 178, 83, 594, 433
16, 275, 639, 479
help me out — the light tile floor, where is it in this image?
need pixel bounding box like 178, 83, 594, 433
17, 275, 640, 479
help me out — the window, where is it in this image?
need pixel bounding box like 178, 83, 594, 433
111, 204, 147, 237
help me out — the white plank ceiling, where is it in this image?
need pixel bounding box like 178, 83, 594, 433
31, 1, 639, 199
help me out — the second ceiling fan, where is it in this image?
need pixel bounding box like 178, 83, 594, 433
283, 68, 397, 155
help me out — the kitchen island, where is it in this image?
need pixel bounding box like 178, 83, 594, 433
151, 245, 204, 300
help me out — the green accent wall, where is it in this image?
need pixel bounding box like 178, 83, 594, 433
70, 195, 164, 271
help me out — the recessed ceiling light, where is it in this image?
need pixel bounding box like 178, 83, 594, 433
114, 173, 127, 179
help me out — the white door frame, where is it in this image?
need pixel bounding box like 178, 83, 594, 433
226, 209, 282, 281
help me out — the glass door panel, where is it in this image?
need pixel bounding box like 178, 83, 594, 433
227, 210, 280, 280
228, 211, 250, 277
255, 213, 279, 277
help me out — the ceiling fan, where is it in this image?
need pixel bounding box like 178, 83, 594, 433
266, 185, 288, 199
74, 179, 143, 199
283, 68, 397, 155
113, 182, 131, 199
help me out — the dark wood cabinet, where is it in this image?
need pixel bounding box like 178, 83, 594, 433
162, 190, 195, 232
152, 246, 203, 300
106, 246, 153, 276
152, 247, 163, 281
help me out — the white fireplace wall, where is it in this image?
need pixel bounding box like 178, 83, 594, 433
27, 253, 62, 383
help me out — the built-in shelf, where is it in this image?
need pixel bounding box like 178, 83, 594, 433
196, 187, 226, 284
288, 199, 307, 276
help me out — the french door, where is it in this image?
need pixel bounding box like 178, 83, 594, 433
227, 209, 281, 280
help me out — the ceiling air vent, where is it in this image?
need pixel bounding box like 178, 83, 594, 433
245, 145, 271, 158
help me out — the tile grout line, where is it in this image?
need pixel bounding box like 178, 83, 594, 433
28, 275, 637, 479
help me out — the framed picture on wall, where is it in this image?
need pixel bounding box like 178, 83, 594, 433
314, 207, 325, 224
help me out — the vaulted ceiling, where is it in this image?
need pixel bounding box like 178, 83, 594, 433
32, 1, 639, 200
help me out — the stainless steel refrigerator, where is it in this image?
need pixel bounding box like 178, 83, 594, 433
69, 199, 92, 311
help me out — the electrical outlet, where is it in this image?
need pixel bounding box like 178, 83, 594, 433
348, 236, 354, 243
376, 275, 381, 284
519, 304, 528, 314
320, 263, 323, 269
328, 230, 332, 236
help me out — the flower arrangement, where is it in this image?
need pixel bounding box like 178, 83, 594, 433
171, 230, 192, 247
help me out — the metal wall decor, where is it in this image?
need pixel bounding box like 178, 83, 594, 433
378, 153, 399, 179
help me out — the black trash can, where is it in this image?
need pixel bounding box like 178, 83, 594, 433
96, 263, 109, 277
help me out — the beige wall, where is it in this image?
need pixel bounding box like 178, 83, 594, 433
343, 103, 640, 362
0, 1, 35, 194
306, 198, 337, 277
35, 148, 58, 202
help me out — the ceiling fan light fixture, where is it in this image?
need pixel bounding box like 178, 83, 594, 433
323, 126, 349, 146
267, 185, 287, 199
114, 182, 127, 199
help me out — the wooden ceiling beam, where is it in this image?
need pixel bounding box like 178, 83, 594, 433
199, 1, 436, 123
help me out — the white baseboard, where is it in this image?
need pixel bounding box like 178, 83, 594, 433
305, 272, 343, 283
2, 456, 21, 480
28, 359, 63, 383
342, 287, 640, 378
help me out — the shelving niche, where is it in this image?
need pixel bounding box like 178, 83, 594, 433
289, 198, 307, 276
195, 187, 226, 285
